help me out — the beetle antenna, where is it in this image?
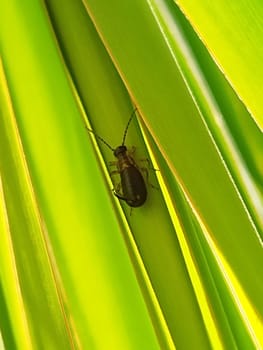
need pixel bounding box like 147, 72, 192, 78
86, 127, 115, 152
121, 107, 137, 146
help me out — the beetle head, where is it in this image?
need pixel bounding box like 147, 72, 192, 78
114, 145, 127, 157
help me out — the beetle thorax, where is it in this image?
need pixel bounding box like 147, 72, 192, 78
114, 145, 127, 157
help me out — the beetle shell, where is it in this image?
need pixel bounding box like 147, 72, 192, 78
113, 145, 147, 207
119, 164, 147, 207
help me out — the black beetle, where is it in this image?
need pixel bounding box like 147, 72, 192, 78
87, 109, 147, 207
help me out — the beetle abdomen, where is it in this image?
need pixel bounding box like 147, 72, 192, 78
120, 165, 147, 207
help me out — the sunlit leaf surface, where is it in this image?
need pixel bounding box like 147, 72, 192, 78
0, 0, 262, 349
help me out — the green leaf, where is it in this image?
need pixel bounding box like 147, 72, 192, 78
176, 0, 263, 130
1, 0, 262, 349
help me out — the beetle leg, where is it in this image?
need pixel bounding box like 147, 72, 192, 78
128, 146, 136, 156
140, 167, 159, 190
113, 190, 127, 201
114, 182, 122, 193
110, 170, 120, 176
109, 170, 121, 193
127, 155, 136, 166
112, 183, 131, 203
109, 161, 118, 167
139, 158, 159, 171
140, 167, 149, 183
